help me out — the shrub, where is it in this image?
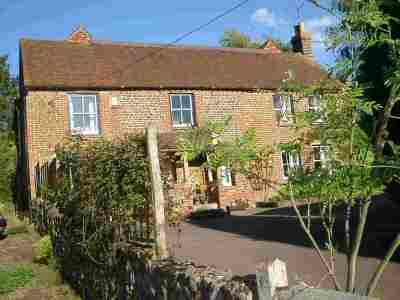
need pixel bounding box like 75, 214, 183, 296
34, 235, 53, 265
46, 135, 154, 265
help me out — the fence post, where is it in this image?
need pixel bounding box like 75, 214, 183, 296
146, 125, 168, 259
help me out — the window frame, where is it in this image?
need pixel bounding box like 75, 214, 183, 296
273, 94, 296, 126
312, 144, 329, 169
68, 94, 100, 135
281, 151, 302, 179
170, 94, 195, 128
220, 166, 233, 187
308, 94, 324, 123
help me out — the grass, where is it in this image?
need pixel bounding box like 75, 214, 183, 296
0, 265, 34, 295
0, 201, 82, 300
6, 225, 29, 236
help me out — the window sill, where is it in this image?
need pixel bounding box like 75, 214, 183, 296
173, 124, 194, 128
277, 122, 294, 128
71, 131, 101, 137
311, 120, 325, 125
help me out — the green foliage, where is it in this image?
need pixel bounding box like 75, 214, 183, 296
207, 129, 258, 171
0, 265, 34, 295
47, 135, 154, 265
0, 131, 16, 202
177, 118, 258, 173
49, 135, 151, 214
34, 235, 54, 265
0, 56, 17, 205
277, 0, 400, 293
220, 29, 261, 48
0, 56, 17, 116
279, 78, 391, 202
219, 29, 291, 52
177, 117, 230, 162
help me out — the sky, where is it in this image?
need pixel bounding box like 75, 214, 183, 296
0, 0, 338, 76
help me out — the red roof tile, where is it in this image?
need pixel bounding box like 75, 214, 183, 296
20, 39, 327, 91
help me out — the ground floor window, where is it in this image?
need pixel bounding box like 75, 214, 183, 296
220, 166, 234, 186
312, 145, 329, 169
281, 151, 302, 179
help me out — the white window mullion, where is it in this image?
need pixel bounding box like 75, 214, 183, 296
189, 95, 194, 124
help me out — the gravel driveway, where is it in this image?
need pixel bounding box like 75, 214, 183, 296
167, 197, 400, 300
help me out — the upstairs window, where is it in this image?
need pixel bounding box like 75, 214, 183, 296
308, 94, 324, 123
273, 95, 295, 126
281, 151, 302, 179
170, 94, 194, 127
308, 95, 322, 112
312, 145, 329, 169
69, 94, 99, 135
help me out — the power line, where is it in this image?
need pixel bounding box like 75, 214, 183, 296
134, 0, 251, 64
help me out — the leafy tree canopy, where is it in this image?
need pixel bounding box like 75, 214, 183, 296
219, 29, 292, 52
0, 56, 17, 203
0, 56, 17, 123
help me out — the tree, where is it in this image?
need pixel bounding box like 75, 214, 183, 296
0, 56, 17, 203
177, 118, 258, 173
280, 0, 400, 296
219, 29, 292, 52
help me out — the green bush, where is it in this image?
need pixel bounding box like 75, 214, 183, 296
46, 135, 154, 266
34, 235, 53, 265
0, 265, 33, 294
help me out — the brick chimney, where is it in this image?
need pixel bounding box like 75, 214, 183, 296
291, 22, 313, 59
260, 39, 282, 54
67, 25, 92, 44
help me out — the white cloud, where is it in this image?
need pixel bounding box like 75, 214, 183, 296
251, 8, 288, 28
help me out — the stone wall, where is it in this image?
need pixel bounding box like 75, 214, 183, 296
127, 248, 254, 300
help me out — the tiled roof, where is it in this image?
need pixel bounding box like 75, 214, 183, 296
20, 39, 327, 91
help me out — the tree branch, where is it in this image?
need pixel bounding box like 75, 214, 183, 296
367, 233, 400, 296
289, 183, 343, 291
348, 200, 371, 292
305, 0, 337, 16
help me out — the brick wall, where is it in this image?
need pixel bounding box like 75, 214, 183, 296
23, 89, 310, 205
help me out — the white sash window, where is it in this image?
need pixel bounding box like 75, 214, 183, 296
69, 94, 99, 135
308, 95, 324, 123
220, 166, 233, 186
170, 94, 194, 127
312, 145, 329, 169
273, 95, 295, 125
281, 151, 302, 179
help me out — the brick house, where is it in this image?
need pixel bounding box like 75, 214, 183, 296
16, 24, 328, 212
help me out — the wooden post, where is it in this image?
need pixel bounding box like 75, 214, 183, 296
146, 125, 168, 259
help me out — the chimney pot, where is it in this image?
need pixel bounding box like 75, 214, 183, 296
292, 22, 313, 59
261, 39, 282, 54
